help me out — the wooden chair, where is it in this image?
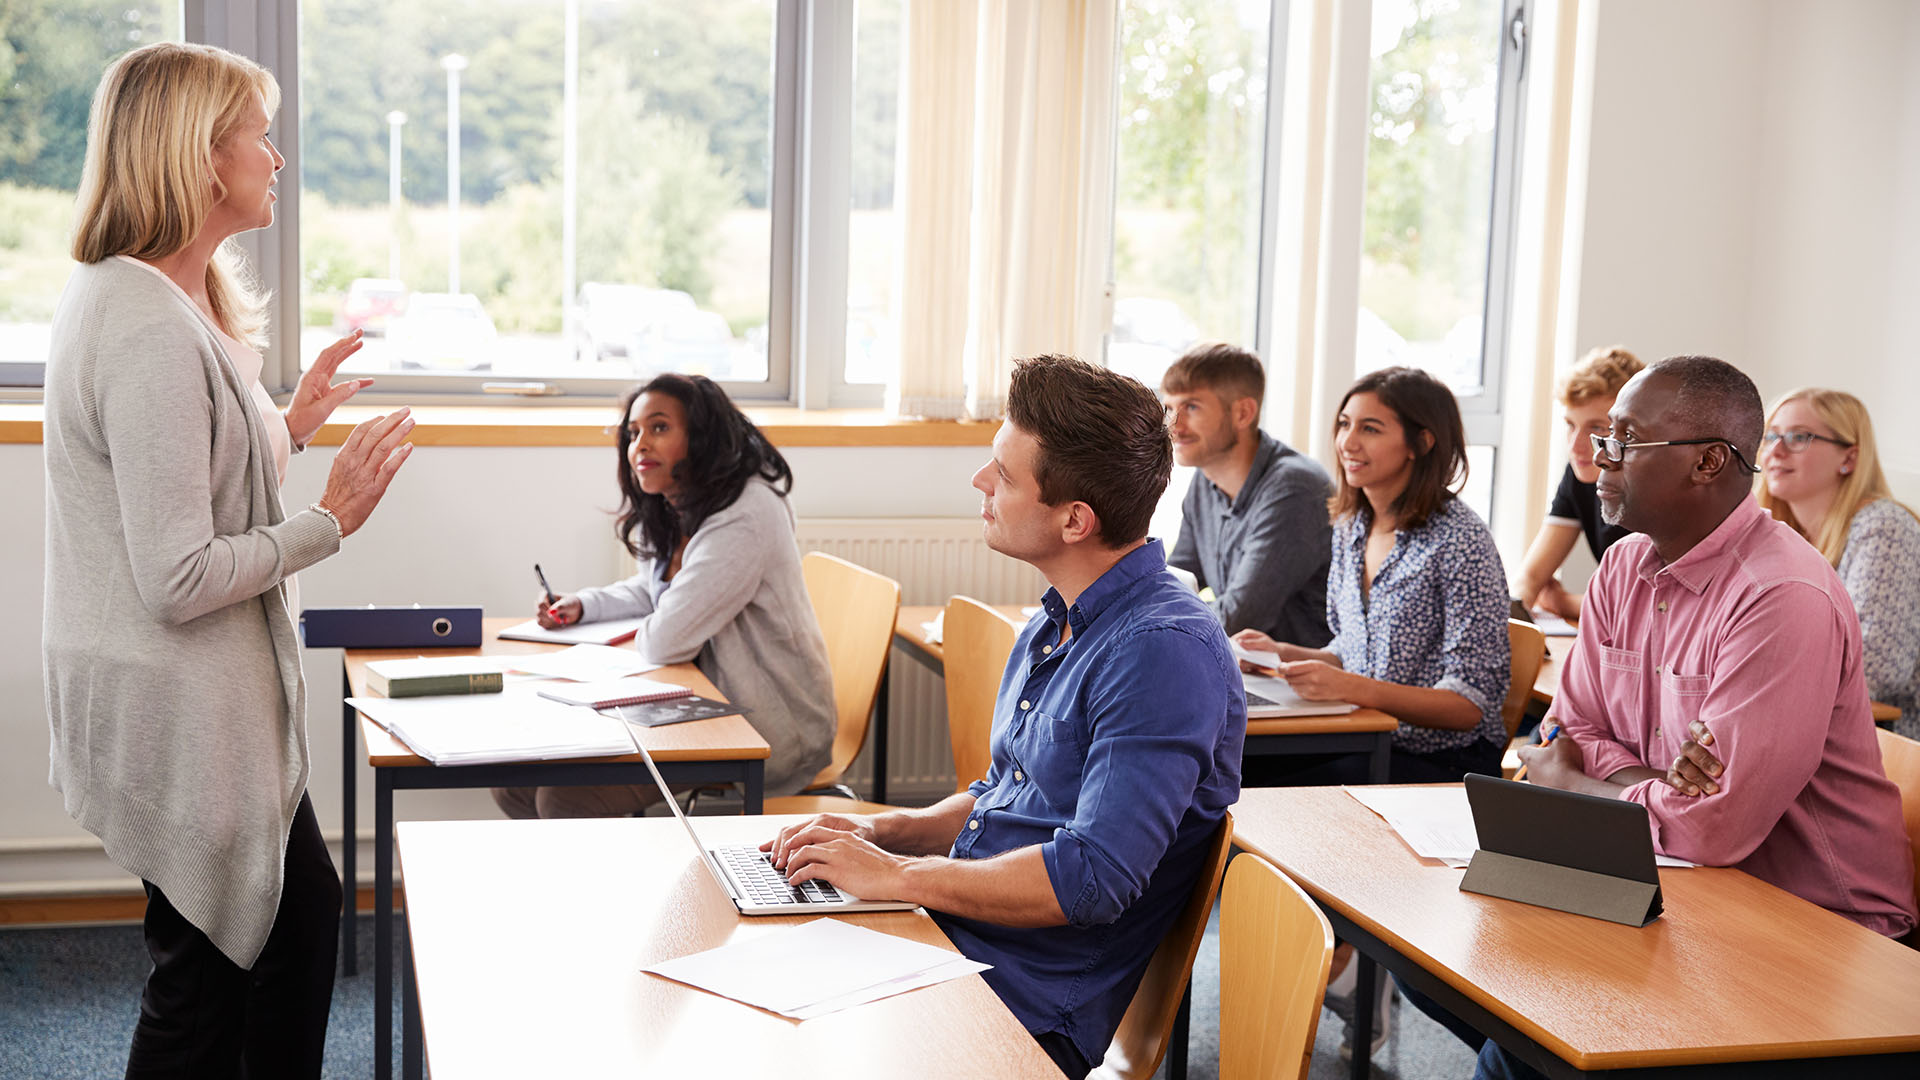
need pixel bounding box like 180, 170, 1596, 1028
761, 553, 901, 816
942, 596, 1020, 794
1091, 812, 1234, 1080
1219, 853, 1335, 1080
1503, 619, 1547, 740
1874, 728, 1920, 915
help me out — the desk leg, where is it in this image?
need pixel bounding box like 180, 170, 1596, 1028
744, 761, 764, 814
342, 665, 357, 977
871, 660, 891, 805
402, 931, 422, 1080
1368, 731, 1391, 784
1170, 981, 1191, 1080
1349, 955, 1377, 1080
375, 771, 393, 1080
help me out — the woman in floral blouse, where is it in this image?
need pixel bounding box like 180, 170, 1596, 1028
1758, 388, 1920, 738
1235, 366, 1510, 782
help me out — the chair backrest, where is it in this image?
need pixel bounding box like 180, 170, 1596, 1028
942, 596, 1020, 794
1219, 853, 1335, 1080
1092, 812, 1235, 1080
1874, 727, 1920, 914
800, 552, 902, 791
1502, 619, 1548, 739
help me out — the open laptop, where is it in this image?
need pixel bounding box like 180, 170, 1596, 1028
633, 742, 919, 915
1242, 673, 1357, 719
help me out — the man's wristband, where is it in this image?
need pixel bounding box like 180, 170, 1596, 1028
309, 501, 343, 540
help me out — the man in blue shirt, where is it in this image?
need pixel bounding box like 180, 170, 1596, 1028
766, 355, 1244, 1079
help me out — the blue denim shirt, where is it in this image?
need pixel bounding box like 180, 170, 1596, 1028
931, 540, 1244, 1065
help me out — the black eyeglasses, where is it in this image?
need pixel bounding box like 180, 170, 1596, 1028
1760, 431, 1852, 454
1589, 434, 1758, 474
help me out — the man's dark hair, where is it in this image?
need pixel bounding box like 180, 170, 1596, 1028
1007, 354, 1172, 547
614, 373, 793, 560
1645, 355, 1764, 470
1328, 366, 1467, 529
1160, 343, 1265, 415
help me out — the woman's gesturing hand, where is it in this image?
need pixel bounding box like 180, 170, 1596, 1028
316, 407, 415, 537
284, 329, 375, 448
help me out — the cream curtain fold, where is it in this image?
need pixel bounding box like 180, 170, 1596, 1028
892, 0, 1119, 421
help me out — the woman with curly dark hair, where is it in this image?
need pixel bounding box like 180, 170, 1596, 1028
492, 374, 835, 817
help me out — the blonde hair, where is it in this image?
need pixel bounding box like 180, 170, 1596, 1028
1557, 345, 1644, 406
1756, 388, 1918, 566
71, 42, 279, 350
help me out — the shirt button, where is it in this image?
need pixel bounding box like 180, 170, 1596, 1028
1020, 699, 1031, 710
1013, 770, 1024, 782
1654, 727, 1662, 738
1658, 601, 1668, 612
967, 819, 980, 831
1042, 645, 1052, 654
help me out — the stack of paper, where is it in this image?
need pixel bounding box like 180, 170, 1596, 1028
496, 615, 649, 646
645, 918, 989, 1020
508, 644, 661, 682
348, 687, 637, 765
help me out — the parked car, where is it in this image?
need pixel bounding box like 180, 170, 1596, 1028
388, 292, 496, 371
336, 278, 408, 337
575, 282, 736, 376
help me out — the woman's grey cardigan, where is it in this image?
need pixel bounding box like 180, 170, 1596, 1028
43, 258, 340, 967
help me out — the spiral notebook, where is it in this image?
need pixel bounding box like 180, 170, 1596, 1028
535, 676, 692, 709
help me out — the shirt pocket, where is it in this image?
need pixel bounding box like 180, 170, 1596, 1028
1598, 645, 1643, 674
1006, 709, 1087, 816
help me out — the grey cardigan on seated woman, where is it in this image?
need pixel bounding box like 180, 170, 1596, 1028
43, 257, 340, 966
576, 477, 835, 794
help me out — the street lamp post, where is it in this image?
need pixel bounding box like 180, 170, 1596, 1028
386, 110, 406, 282
442, 53, 468, 295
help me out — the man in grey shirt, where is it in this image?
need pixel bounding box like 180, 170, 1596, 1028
1163, 344, 1334, 647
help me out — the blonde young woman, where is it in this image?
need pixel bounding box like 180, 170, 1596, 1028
44, 43, 413, 1077
1758, 389, 1920, 737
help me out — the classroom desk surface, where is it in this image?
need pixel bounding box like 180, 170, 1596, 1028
1230, 785, 1920, 1077
395, 814, 1065, 1080
893, 603, 1028, 672
342, 617, 770, 1080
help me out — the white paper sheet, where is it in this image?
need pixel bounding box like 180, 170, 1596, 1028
1231, 640, 1283, 672
1529, 610, 1579, 637
495, 615, 649, 646
508, 644, 661, 682
347, 687, 636, 765
643, 917, 989, 1019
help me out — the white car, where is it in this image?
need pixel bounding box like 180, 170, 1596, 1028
389, 293, 496, 371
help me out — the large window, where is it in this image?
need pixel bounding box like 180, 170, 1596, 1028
0, 1, 181, 387
297, 0, 780, 396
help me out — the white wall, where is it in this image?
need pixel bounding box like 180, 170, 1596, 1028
1568, 0, 1920, 502
0, 439, 991, 895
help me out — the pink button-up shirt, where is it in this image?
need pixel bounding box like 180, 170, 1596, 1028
1558, 496, 1917, 937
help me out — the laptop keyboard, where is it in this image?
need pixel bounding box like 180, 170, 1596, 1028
714, 846, 846, 906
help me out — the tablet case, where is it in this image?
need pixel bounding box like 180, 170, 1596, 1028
1459, 773, 1664, 927
299, 606, 483, 649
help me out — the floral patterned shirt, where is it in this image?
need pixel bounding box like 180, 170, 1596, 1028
1838, 498, 1920, 738
1326, 496, 1510, 754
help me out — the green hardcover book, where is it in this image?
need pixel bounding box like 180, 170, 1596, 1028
365, 656, 506, 698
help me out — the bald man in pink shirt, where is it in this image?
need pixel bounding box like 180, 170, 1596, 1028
1518, 356, 1915, 936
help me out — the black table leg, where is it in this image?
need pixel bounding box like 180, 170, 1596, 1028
1170, 981, 1191, 1080
871, 660, 891, 804
342, 666, 357, 977
1350, 954, 1377, 1080
744, 760, 764, 814
375, 770, 394, 1080
1368, 731, 1391, 783
403, 929, 422, 1080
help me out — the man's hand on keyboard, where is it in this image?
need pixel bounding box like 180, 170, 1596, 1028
780, 833, 912, 903
761, 813, 879, 872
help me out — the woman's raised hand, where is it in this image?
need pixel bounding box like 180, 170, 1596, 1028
316, 407, 415, 537
284, 329, 375, 448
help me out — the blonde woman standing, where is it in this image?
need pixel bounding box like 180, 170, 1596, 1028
1758, 389, 1920, 737
44, 43, 413, 1077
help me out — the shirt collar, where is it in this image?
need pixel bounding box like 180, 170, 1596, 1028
1637, 496, 1766, 593
1224, 433, 1282, 513
1039, 539, 1167, 633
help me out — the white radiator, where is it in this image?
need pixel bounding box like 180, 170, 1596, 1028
796, 518, 1043, 804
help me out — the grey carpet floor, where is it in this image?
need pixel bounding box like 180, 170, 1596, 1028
0, 907, 1479, 1079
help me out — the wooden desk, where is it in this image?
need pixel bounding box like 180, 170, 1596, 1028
341, 617, 770, 1080
1231, 786, 1920, 1079
1530, 636, 1901, 724
395, 815, 1064, 1080
896, 605, 1398, 782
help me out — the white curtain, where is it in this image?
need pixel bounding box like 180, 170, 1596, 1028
892, 0, 1119, 421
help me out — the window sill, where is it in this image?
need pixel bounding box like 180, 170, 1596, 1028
0, 403, 995, 448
